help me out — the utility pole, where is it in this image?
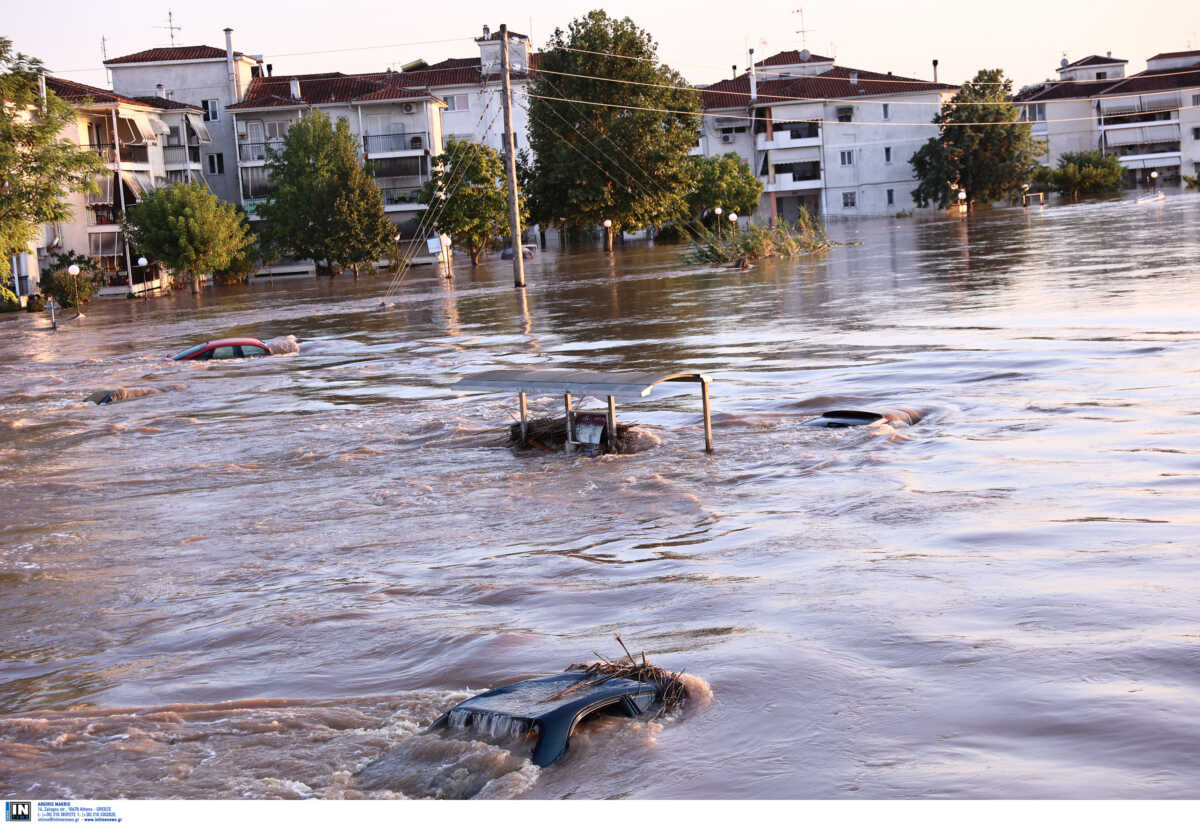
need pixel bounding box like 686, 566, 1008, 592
499, 23, 525, 288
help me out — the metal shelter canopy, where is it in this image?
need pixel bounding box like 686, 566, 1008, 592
452, 369, 714, 453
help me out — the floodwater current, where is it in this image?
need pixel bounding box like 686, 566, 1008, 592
2, 195, 1200, 799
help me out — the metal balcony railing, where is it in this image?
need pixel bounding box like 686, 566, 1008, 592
163, 145, 201, 165
379, 187, 423, 206
363, 132, 428, 153
89, 143, 116, 162
88, 143, 150, 164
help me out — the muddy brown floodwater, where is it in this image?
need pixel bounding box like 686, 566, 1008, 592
2, 196, 1200, 799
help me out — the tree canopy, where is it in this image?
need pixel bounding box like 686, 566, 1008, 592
523, 10, 701, 236
420, 138, 525, 265
686, 153, 764, 221
0, 38, 106, 282
909, 69, 1044, 209
122, 182, 252, 293
257, 110, 395, 274
1037, 150, 1125, 200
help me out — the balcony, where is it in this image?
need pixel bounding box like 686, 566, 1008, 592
237, 140, 285, 164
379, 187, 425, 209
88, 143, 150, 166
363, 132, 429, 156
163, 145, 202, 167
763, 172, 823, 192
756, 129, 821, 151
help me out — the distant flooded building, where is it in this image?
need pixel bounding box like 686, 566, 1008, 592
698, 50, 958, 219
1017, 49, 1200, 185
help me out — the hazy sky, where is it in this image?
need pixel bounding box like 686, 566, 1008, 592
5, 0, 1198, 93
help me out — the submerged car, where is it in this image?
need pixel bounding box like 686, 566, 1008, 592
427, 671, 661, 767
171, 337, 271, 361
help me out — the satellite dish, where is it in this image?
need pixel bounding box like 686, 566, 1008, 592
1059, 57, 1068, 68
799, 48, 811, 61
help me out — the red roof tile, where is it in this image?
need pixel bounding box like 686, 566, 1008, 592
754, 50, 834, 68
228, 72, 437, 110
45, 76, 150, 108
131, 95, 202, 111
1098, 67, 1200, 96
105, 45, 244, 65
398, 52, 540, 88
1016, 79, 1115, 102
1148, 49, 1200, 61
701, 65, 954, 109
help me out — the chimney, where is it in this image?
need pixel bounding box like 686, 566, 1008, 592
1106, 50, 1112, 58
932, 59, 939, 82
267, 64, 273, 77
748, 48, 758, 104
731, 64, 737, 79
849, 70, 858, 85
289, 77, 302, 99
482, 24, 490, 39
156, 83, 166, 98
224, 28, 240, 103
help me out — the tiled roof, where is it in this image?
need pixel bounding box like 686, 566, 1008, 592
1016, 79, 1114, 102
397, 52, 540, 88
1148, 49, 1200, 61
105, 45, 243, 65
701, 65, 955, 109
45, 76, 148, 107
754, 50, 834, 68
131, 95, 202, 111
228, 71, 436, 110
1098, 67, 1200, 95
1060, 54, 1127, 69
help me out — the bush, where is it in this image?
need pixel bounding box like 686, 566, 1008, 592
39, 251, 101, 308
684, 209, 831, 265
25, 293, 45, 311
1045, 151, 1125, 199
0, 283, 18, 312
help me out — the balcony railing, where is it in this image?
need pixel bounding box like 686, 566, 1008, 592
88, 143, 150, 165
163, 145, 201, 166
363, 132, 428, 154
379, 187, 424, 206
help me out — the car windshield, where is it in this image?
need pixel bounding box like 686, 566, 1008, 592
172, 344, 209, 361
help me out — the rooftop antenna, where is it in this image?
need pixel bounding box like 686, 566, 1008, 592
155, 10, 182, 47
792, 8, 812, 50
101, 36, 110, 85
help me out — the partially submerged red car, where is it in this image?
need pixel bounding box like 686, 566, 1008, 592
171, 337, 271, 361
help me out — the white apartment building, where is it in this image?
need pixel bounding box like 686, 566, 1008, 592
33, 76, 211, 294
226, 72, 446, 238
1018, 49, 1200, 184
104, 35, 262, 206
699, 50, 957, 219
398, 27, 534, 156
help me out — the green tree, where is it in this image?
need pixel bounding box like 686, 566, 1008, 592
524, 10, 701, 246
122, 182, 252, 294
39, 249, 99, 307
686, 153, 763, 221
1, 38, 106, 283
910, 69, 1044, 209
257, 110, 394, 276
1044, 150, 1125, 200
420, 138, 525, 264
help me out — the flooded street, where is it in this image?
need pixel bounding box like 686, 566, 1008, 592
2, 196, 1200, 799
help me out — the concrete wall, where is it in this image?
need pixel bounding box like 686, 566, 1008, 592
434, 78, 531, 155
1034, 98, 1100, 167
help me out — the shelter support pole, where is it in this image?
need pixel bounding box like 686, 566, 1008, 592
519, 391, 528, 446
500, 23, 525, 288
701, 380, 713, 453
563, 392, 573, 454
606, 395, 617, 450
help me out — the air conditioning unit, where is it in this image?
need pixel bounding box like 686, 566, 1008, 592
402, 102, 415, 114
721, 133, 735, 144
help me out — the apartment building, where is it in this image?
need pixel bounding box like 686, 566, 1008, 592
699, 50, 957, 219
226, 72, 446, 237
398, 27, 535, 155
1018, 49, 1200, 184
104, 36, 262, 205
33, 76, 211, 293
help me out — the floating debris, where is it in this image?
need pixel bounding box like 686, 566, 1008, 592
507, 416, 639, 454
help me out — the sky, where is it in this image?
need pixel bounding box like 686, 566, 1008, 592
4, 0, 1198, 93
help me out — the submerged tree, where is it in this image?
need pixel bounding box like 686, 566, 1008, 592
420, 138, 525, 265
1039, 150, 1125, 200
910, 69, 1044, 209
122, 182, 252, 294
524, 10, 701, 246
686, 153, 764, 222
0, 38, 106, 284
257, 111, 394, 275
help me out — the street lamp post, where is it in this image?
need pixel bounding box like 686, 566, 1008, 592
67, 264, 84, 319
602, 218, 613, 253
957, 189, 968, 215
1150, 170, 1159, 193
137, 257, 149, 298
713, 206, 723, 240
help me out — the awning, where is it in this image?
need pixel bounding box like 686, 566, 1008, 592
147, 115, 170, 136
119, 170, 158, 198
453, 369, 710, 401
1141, 93, 1181, 112
1119, 156, 1180, 169
118, 111, 159, 145
1104, 128, 1145, 147
87, 172, 115, 205
185, 112, 212, 143
1145, 123, 1181, 141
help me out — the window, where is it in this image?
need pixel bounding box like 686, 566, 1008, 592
1194, 94, 1200, 106
202, 99, 219, 122
166, 125, 183, 147
1096, 71, 1107, 80
207, 153, 224, 175
884, 146, 892, 163
842, 192, 857, 208
211, 346, 238, 360
836, 106, 853, 123
840, 150, 854, 166
444, 94, 469, 111
1025, 103, 1046, 122
1193, 126, 1200, 140
887, 188, 894, 206
882, 103, 890, 120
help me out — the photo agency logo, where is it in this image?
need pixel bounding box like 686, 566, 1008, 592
5, 802, 31, 822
